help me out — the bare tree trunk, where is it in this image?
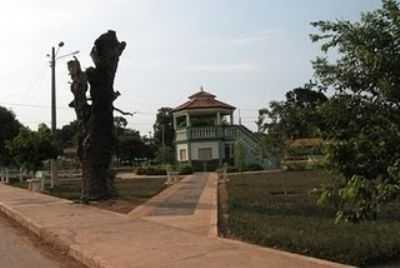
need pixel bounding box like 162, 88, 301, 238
67, 30, 126, 201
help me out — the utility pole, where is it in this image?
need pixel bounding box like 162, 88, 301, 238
50, 46, 57, 189
48, 42, 79, 189
161, 124, 166, 164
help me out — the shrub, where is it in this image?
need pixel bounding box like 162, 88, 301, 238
283, 159, 324, 171
245, 163, 264, 171
226, 167, 239, 173
178, 165, 193, 175
136, 167, 167, 176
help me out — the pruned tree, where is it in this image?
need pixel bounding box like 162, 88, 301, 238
67, 30, 127, 201
312, 0, 400, 223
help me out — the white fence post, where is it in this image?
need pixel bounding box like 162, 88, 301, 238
19, 168, 24, 183
0, 168, 4, 184
5, 168, 9, 184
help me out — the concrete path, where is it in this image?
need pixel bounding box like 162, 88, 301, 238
0, 175, 352, 268
0, 213, 83, 268
129, 173, 217, 236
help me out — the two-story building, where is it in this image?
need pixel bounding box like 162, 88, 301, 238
172, 88, 262, 170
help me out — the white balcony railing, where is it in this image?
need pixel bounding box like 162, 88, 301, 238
176, 126, 239, 142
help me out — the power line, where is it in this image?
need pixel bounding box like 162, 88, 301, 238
0, 102, 158, 116
0, 102, 70, 110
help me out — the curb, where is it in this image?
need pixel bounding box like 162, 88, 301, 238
207, 173, 218, 238
0, 190, 112, 268
220, 238, 356, 268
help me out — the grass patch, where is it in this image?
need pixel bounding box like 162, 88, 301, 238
47, 178, 167, 213
224, 171, 400, 267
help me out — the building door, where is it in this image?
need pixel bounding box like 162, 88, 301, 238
224, 144, 234, 165
198, 148, 212, 161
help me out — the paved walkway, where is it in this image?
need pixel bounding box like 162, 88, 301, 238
0, 174, 352, 268
129, 173, 217, 236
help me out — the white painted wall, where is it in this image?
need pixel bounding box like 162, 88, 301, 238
190, 142, 220, 160
176, 144, 189, 161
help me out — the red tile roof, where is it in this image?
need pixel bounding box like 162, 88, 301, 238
174, 89, 236, 112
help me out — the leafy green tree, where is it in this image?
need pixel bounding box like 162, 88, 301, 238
257, 83, 327, 161
0, 106, 22, 166
114, 116, 128, 137
153, 107, 174, 147
7, 124, 58, 172
116, 129, 155, 164
153, 107, 175, 164
312, 0, 400, 222
56, 120, 79, 149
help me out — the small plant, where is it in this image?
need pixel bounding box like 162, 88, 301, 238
136, 166, 167, 176
245, 163, 264, 171
178, 164, 193, 175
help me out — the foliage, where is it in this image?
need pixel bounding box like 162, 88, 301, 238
114, 116, 128, 131
153, 107, 175, 148
282, 160, 321, 171
135, 166, 167, 176
311, 0, 400, 222
257, 83, 327, 161
56, 120, 79, 149
152, 107, 175, 164
7, 124, 58, 172
178, 164, 194, 175
224, 171, 400, 266
286, 139, 324, 158
155, 145, 175, 165
0, 106, 22, 166
115, 129, 155, 164
245, 163, 264, 171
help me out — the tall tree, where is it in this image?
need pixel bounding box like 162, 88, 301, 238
67, 30, 127, 201
153, 107, 175, 164
116, 129, 155, 164
153, 107, 174, 147
56, 120, 79, 149
258, 83, 327, 140
7, 124, 58, 172
257, 84, 327, 160
0, 106, 22, 166
114, 116, 128, 137
312, 0, 400, 222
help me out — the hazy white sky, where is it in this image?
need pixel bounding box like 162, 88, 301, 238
0, 0, 382, 134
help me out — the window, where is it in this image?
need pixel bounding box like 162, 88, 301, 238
179, 149, 187, 161
198, 148, 212, 160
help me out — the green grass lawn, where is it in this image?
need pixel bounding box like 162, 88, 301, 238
224, 171, 400, 267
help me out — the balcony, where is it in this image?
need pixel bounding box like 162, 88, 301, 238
176, 126, 240, 142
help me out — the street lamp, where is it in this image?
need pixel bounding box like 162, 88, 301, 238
48, 42, 79, 189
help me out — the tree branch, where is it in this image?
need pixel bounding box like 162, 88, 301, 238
113, 107, 134, 116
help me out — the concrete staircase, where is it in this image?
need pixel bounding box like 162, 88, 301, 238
234, 125, 263, 165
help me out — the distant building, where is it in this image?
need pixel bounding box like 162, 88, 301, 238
172, 87, 262, 170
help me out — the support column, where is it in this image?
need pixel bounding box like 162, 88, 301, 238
219, 141, 224, 166
173, 114, 177, 130
217, 112, 221, 125
188, 142, 192, 165
186, 113, 191, 127
230, 113, 234, 125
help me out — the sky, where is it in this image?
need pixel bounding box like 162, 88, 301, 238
0, 0, 382, 135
